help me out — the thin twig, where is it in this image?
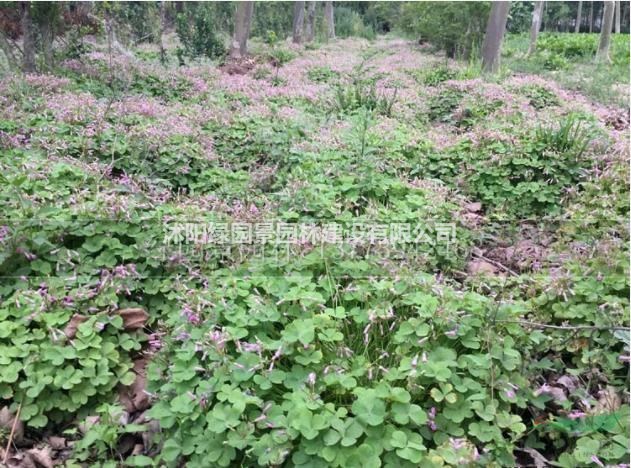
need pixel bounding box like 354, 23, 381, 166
498, 320, 628, 332
3, 401, 22, 464
472, 251, 520, 277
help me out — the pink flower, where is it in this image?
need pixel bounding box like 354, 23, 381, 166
591, 455, 605, 467
567, 410, 586, 420
181, 304, 201, 325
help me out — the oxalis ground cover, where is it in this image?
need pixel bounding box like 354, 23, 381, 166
0, 35, 629, 467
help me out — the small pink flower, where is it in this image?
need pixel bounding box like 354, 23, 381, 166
591, 455, 605, 467
567, 410, 586, 420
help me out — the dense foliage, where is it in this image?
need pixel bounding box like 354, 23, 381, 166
399, 1, 490, 58
0, 5, 629, 468
175, 4, 226, 61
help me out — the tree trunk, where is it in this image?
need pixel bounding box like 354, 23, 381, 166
528, 1, 544, 55
21, 2, 36, 73
596, 1, 615, 62
40, 19, 53, 70
575, 1, 583, 32
292, 1, 305, 44
324, 1, 335, 40
481, 1, 510, 73
589, 1, 594, 32
37, 2, 58, 71
614, 0, 621, 32
305, 1, 316, 43
159, 1, 167, 64
230, 1, 254, 59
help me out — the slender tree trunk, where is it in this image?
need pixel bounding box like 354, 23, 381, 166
292, 1, 305, 44
230, 1, 254, 59
159, 1, 166, 64
20, 2, 36, 72
614, 0, 621, 32
324, 1, 335, 40
528, 1, 544, 55
589, 1, 594, 32
37, 3, 59, 71
575, 1, 583, 32
40, 19, 53, 70
596, 1, 615, 62
481, 1, 510, 73
305, 1, 316, 43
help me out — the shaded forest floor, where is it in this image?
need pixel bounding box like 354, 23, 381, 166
0, 36, 629, 466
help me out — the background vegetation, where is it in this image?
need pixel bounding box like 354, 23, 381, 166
0, 1, 628, 467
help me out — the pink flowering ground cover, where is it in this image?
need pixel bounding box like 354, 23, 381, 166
0, 35, 628, 467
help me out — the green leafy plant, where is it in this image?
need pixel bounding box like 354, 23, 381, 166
422, 66, 458, 86
307, 66, 339, 84
427, 87, 463, 122
521, 84, 560, 109
175, 5, 226, 60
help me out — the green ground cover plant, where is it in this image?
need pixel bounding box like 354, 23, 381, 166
0, 23, 628, 468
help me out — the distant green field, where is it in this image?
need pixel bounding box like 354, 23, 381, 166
503, 32, 629, 106
505, 32, 629, 65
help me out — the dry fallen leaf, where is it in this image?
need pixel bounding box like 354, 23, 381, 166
119, 359, 150, 413
556, 375, 579, 393
78, 415, 100, 435
46, 436, 66, 450
135, 411, 161, 451
0, 406, 24, 444
6, 453, 36, 468
591, 386, 621, 414
467, 260, 498, 275
534, 384, 567, 402
27, 447, 53, 468
465, 202, 482, 212
116, 308, 149, 330
63, 314, 87, 339
519, 447, 549, 468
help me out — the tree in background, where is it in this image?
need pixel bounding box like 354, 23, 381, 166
230, 1, 254, 59
575, 0, 583, 32
481, 1, 510, 73
324, 1, 335, 40
614, 0, 620, 33
507, 1, 534, 33
589, 1, 594, 32
596, 0, 615, 62
292, 1, 305, 44
176, 3, 225, 60
362, 2, 401, 33
250, 2, 292, 41
33, 2, 61, 70
400, 2, 489, 59
305, 1, 316, 43
158, 1, 166, 64
527, 1, 544, 56
20, 1, 35, 72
